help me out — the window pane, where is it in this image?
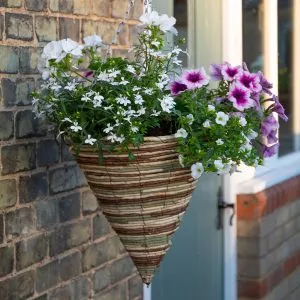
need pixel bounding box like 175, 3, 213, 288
174, 0, 188, 67
278, 0, 294, 155
243, 0, 263, 72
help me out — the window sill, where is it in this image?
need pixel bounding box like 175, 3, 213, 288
237, 151, 300, 194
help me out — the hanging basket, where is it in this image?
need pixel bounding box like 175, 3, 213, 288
74, 135, 197, 284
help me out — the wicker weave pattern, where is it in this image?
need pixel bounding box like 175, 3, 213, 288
75, 135, 197, 284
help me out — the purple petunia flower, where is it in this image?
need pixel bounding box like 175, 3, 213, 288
263, 143, 279, 158
228, 82, 254, 111
252, 93, 263, 112
182, 68, 209, 89
261, 114, 279, 136
267, 129, 278, 144
209, 64, 223, 81
237, 71, 262, 93
221, 63, 242, 81
272, 95, 288, 122
258, 71, 273, 95
170, 81, 188, 95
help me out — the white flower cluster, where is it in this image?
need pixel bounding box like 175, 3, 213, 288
140, 11, 177, 35
38, 35, 103, 80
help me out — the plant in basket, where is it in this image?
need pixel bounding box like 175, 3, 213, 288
32, 10, 287, 284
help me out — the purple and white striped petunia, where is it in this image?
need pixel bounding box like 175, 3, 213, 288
221, 63, 242, 81
170, 81, 188, 95
181, 68, 209, 89
272, 95, 288, 122
209, 64, 223, 81
261, 114, 279, 136
258, 71, 273, 95
228, 82, 254, 111
267, 130, 278, 144
237, 71, 262, 93
263, 143, 279, 158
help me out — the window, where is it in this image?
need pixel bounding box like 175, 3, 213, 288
243, 0, 298, 157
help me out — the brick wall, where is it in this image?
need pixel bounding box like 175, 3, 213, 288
0, 1, 143, 299
237, 176, 300, 300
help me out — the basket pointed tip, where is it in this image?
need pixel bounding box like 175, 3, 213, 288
141, 276, 154, 286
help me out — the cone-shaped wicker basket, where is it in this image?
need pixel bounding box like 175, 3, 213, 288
74, 135, 197, 284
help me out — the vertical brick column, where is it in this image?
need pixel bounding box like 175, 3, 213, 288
237, 176, 300, 300
0, 1, 144, 299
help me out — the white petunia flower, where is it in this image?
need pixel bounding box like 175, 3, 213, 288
160, 95, 175, 113
116, 96, 131, 106
41, 40, 64, 62
70, 122, 82, 132
203, 120, 211, 128
239, 117, 247, 127
216, 139, 224, 145
175, 128, 188, 139
191, 162, 204, 179
61, 38, 84, 58
187, 114, 194, 125
214, 159, 231, 175
140, 11, 177, 34
85, 135, 97, 145
208, 104, 215, 111
83, 35, 102, 47
216, 112, 229, 126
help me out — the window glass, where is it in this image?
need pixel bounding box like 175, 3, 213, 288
174, 0, 188, 67
278, 0, 293, 155
242, 0, 263, 72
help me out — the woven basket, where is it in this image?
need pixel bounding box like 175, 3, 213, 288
74, 135, 197, 284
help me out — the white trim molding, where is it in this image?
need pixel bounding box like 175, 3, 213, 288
221, 1, 242, 300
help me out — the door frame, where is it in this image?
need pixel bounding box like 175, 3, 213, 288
143, 1, 242, 299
